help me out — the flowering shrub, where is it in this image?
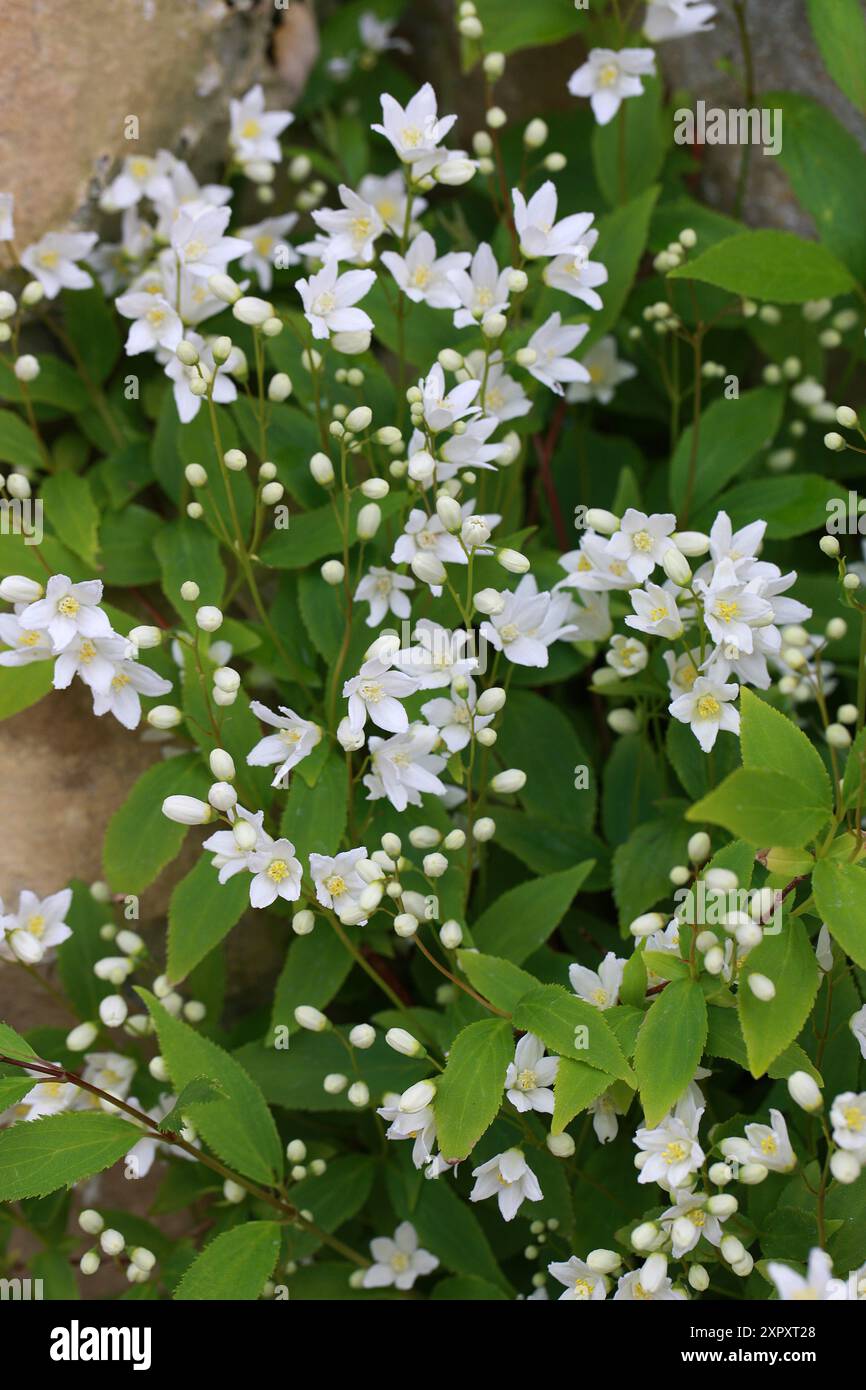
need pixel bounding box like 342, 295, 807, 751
1, 0, 865, 1307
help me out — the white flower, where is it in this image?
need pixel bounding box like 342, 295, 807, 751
742, 1108, 797, 1171
669, 675, 740, 753
418, 361, 481, 432
355, 567, 415, 627
0, 889, 72, 965
170, 202, 250, 280
310, 185, 386, 264
568, 590, 613, 643
663, 648, 702, 700
203, 807, 272, 883
644, 0, 717, 43
566, 336, 636, 402
52, 631, 134, 695
512, 182, 596, 260
504, 1033, 559, 1114
390, 507, 467, 587
605, 633, 648, 677
634, 1097, 705, 1190
238, 214, 299, 291
0, 610, 54, 667
310, 847, 370, 920
448, 242, 512, 330
247, 838, 303, 909
296, 260, 375, 340
707, 510, 766, 575
19, 575, 112, 652
421, 683, 492, 753
371, 83, 457, 164
20, 229, 98, 298
625, 583, 684, 639
569, 951, 625, 1009
567, 47, 656, 126
469, 1148, 543, 1221
162, 332, 240, 424
830, 1091, 866, 1159
90, 655, 173, 730
247, 703, 322, 786
229, 84, 294, 166
363, 1221, 439, 1290
463, 350, 531, 423
78, 1053, 137, 1110
605, 508, 677, 583
526, 312, 590, 394
481, 575, 579, 668
359, 11, 412, 56
343, 656, 419, 734
851, 1004, 866, 1059
661, 1190, 724, 1256
357, 172, 427, 235
115, 290, 183, 355
767, 1248, 847, 1302
394, 620, 479, 690
614, 1270, 686, 1300
544, 236, 609, 313
377, 1099, 438, 1168
558, 533, 634, 592
8, 1075, 78, 1122
699, 558, 773, 654
364, 723, 448, 812
548, 1257, 608, 1301
381, 231, 469, 308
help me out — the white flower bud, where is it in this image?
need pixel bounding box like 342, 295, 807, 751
411, 551, 447, 585
399, 1080, 436, 1113
830, 1149, 862, 1184
128, 624, 162, 651
496, 548, 530, 574
208, 781, 237, 813
474, 587, 505, 615
608, 708, 639, 735
824, 432, 846, 452
708, 1162, 733, 1186
386, 1028, 424, 1058
688, 1264, 709, 1291
179, 580, 199, 602
100, 1228, 126, 1257
79, 1209, 104, 1236
207, 748, 235, 782
584, 508, 620, 535
630, 1222, 661, 1252
356, 503, 381, 540
476, 686, 506, 716
323, 1073, 348, 1094
195, 605, 223, 632
546, 1131, 575, 1157
819, 535, 840, 558
490, 768, 526, 794
585, 1248, 620, 1274
347, 1081, 370, 1108
661, 547, 692, 586
232, 296, 275, 327
268, 372, 292, 402
640, 1252, 668, 1293
213, 666, 240, 693
0, 290, 17, 320
337, 716, 365, 752
436, 495, 463, 532
146, 704, 183, 730
703, 945, 725, 976
629, 912, 665, 939
827, 723, 852, 749
440, 920, 463, 949
332, 329, 371, 355
310, 452, 335, 486
704, 867, 738, 892
14, 354, 40, 381
0, 574, 43, 603
787, 1070, 822, 1112
98, 994, 128, 1028
321, 559, 345, 586
66, 1021, 99, 1051
524, 118, 549, 149
162, 795, 213, 825
80, 1252, 101, 1276
223, 1179, 246, 1204
436, 158, 477, 186
473, 817, 496, 841
738, 1163, 769, 1185
348, 1024, 376, 1051
394, 912, 418, 938
720, 1235, 746, 1264
294, 1006, 329, 1032
421, 852, 447, 879
746, 972, 776, 1001
486, 106, 507, 129
6, 474, 31, 499
261, 481, 284, 506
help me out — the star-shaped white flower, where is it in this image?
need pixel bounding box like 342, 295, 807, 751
504, 1033, 559, 1114
469, 1148, 543, 1221
362, 1222, 439, 1290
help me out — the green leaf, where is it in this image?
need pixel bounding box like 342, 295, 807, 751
0, 660, 53, 721
552, 1058, 617, 1135
154, 519, 225, 614
285, 1156, 376, 1259
62, 287, 121, 383
0, 355, 89, 413
813, 860, 866, 970
435, 1019, 513, 1160
157, 1075, 228, 1133
0, 1021, 40, 1110
737, 917, 820, 1076
103, 752, 209, 894
612, 810, 690, 927
41, 473, 100, 566
166, 857, 249, 984
512, 985, 636, 1084
409, 1170, 510, 1291
173, 1222, 280, 1301
279, 751, 348, 866
496, 689, 595, 830
0, 1113, 138, 1200
769, 92, 866, 281
705, 1004, 822, 1084
739, 689, 833, 814
688, 768, 830, 848
472, 0, 584, 53
431, 1275, 508, 1300
455, 951, 538, 1014
98, 506, 163, 585
270, 924, 353, 1037
136, 988, 282, 1184
260, 491, 404, 569
0, 409, 42, 470
602, 734, 665, 844
587, 186, 660, 344
668, 387, 784, 514
56, 881, 114, 1020
668, 229, 855, 302
634, 979, 707, 1126
592, 79, 668, 207
666, 717, 741, 801
472, 862, 593, 964
693, 473, 838, 540
806, 0, 866, 114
